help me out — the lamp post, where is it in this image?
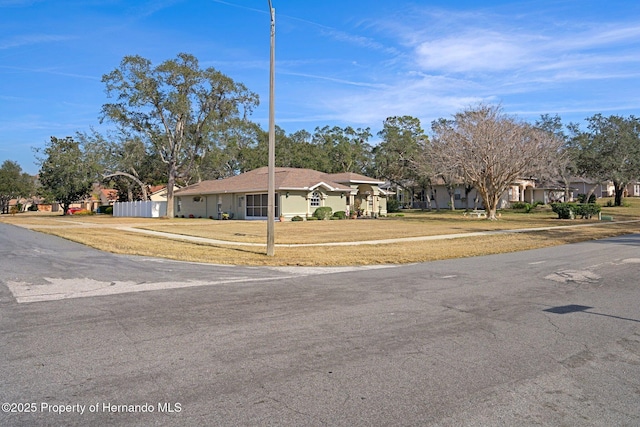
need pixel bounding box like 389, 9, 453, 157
266, 0, 275, 256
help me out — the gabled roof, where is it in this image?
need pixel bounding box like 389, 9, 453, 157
175, 167, 356, 196
328, 172, 385, 185
149, 185, 166, 194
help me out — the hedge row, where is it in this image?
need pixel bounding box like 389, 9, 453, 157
550, 203, 601, 219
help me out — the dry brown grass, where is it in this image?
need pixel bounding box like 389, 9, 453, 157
2, 198, 639, 266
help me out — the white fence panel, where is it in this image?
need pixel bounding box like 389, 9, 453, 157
113, 201, 167, 218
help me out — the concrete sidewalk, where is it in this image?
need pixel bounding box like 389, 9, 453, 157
118, 219, 640, 247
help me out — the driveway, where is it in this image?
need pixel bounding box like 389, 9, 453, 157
1, 223, 639, 426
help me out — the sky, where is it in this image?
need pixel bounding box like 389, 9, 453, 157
1, 0, 639, 174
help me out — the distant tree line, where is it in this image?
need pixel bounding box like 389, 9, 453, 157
4, 53, 639, 216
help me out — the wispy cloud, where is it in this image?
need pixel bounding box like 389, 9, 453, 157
277, 3, 640, 129
0, 34, 73, 50
414, 31, 530, 73
403, 10, 640, 83
0, 65, 99, 80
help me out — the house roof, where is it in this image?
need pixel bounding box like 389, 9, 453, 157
327, 172, 385, 185
148, 185, 166, 194
175, 167, 359, 196
100, 188, 118, 201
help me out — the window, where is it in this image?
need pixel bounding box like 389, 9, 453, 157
246, 193, 278, 218
310, 191, 321, 207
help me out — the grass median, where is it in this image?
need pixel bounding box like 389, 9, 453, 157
2, 199, 639, 266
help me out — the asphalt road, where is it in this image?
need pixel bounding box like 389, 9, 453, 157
1, 223, 639, 426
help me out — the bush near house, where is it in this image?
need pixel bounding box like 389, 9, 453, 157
551, 203, 601, 219
291, 215, 304, 222
575, 203, 601, 219
511, 201, 543, 213
96, 205, 112, 214
331, 211, 346, 220
313, 207, 333, 220
387, 198, 401, 213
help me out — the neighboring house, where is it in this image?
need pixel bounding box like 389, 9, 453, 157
568, 177, 615, 199
9, 197, 59, 212
174, 167, 388, 220
385, 178, 534, 210
148, 184, 180, 202
99, 188, 118, 206
386, 174, 628, 211
625, 181, 640, 197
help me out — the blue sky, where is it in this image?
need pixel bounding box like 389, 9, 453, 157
1, 0, 639, 174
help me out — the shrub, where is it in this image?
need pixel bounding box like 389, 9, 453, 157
105, 206, 113, 215
27, 204, 38, 211
332, 210, 346, 220
387, 198, 401, 213
511, 201, 532, 212
291, 215, 304, 222
551, 203, 601, 219
577, 193, 596, 204
313, 206, 333, 220
73, 209, 94, 216
574, 203, 601, 219
96, 205, 112, 214
551, 203, 574, 219
511, 201, 543, 213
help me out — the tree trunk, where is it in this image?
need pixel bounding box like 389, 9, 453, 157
584, 184, 599, 204
562, 176, 571, 202
478, 188, 499, 220
613, 181, 626, 206
432, 188, 439, 211
165, 164, 176, 218
445, 185, 455, 210
465, 185, 473, 210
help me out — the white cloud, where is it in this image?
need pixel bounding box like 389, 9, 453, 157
414, 31, 530, 73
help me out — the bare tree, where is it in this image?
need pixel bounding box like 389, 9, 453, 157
431, 104, 562, 219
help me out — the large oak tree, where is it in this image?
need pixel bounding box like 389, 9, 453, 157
36, 136, 97, 215
571, 114, 640, 206
101, 53, 259, 218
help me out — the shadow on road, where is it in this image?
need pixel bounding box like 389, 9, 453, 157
544, 304, 640, 323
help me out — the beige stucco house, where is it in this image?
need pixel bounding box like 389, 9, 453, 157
174, 167, 388, 220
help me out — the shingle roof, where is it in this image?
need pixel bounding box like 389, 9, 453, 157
328, 172, 385, 185
175, 167, 356, 196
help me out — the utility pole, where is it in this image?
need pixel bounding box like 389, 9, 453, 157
267, 0, 276, 256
